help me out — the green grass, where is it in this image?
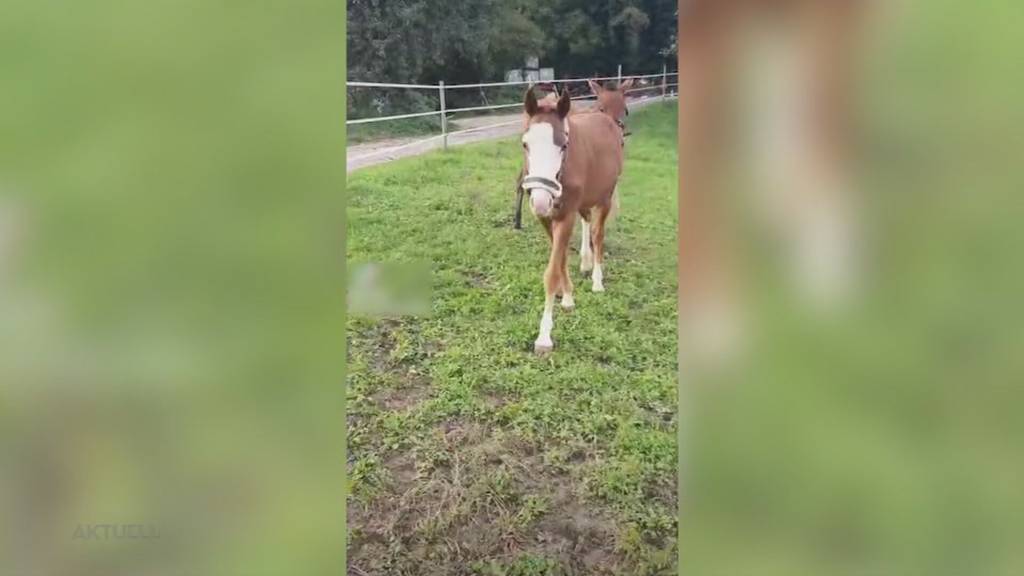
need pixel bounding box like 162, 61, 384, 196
345, 103, 678, 575
347, 116, 442, 144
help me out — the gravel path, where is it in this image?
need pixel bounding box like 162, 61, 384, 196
346, 95, 673, 173
346, 112, 523, 172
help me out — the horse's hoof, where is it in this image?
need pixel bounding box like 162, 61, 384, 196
534, 340, 554, 355
581, 261, 593, 272
561, 295, 575, 310
592, 284, 605, 293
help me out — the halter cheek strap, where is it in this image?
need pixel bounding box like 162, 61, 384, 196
551, 118, 570, 198
616, 118, 631, 144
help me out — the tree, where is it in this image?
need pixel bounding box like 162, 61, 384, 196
346, 0, 676, 115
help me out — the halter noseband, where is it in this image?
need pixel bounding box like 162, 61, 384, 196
521, 175, 562, 196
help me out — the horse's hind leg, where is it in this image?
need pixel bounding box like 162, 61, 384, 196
579, 209, 594, 272
591, 202, 612, 292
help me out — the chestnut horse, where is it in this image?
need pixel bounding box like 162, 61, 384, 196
513, 79, 632, 229
520, 89, 624, 353
586, 77, 634, 137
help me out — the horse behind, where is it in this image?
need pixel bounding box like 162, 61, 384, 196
520, 89, 624, 354
586, 77, 634, 136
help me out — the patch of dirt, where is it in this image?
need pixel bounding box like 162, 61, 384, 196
371, 376, 432, 411
360, 319, 402, 374
347, 420, 628, 575
463, 269, 492, 290
483, 391, 509, 411
356, 320, 440, 409
532, 487, 619, 573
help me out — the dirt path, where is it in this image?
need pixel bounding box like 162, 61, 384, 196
346, 94, 673, 173
346, 112, 523, 172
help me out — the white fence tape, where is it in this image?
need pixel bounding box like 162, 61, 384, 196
347, 68, 677, 126
347, 92, 677, 166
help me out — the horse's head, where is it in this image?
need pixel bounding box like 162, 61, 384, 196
587, 78, 634, 126
521, 87, 571, 218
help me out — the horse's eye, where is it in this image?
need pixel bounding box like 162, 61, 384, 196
522, 143, 528, 150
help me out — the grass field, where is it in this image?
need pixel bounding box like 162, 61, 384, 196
345, 103, 678, 575
347, 116, 441, 144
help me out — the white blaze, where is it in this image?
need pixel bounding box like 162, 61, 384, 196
522, 123, 562, 217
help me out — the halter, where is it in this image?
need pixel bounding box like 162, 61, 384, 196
521, 175, 562, 196
599, 108, 629, 145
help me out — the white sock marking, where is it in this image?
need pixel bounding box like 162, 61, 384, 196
592, 263, 604, 292
561, 292, 575, 309
535, 296, 555, 348
580, 219, 593, 271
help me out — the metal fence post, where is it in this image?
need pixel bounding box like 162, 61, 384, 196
439, 80, 448, 150
661, 63, 667, 101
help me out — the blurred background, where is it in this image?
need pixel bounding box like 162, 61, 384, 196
1, 0, 345, 574
679, 0, 1024, 574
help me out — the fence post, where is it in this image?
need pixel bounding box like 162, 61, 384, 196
617, 64, 622, 84
439, 80, 448, 150
662, 63, 667, 101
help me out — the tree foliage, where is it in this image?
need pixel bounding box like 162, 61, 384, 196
347, 0, 677, 115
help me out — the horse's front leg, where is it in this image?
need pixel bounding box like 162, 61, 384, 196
535, 217, 573, 354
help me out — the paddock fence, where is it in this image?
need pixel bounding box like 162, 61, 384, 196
346, 65, 678, 165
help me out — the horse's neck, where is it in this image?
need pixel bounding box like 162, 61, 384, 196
564, 116, 622, 180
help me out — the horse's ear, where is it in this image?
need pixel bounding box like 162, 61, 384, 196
524, 87, 538, 116
619, 77, 634, 91
557, 90, 571, 118
587, 79, 602, 95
